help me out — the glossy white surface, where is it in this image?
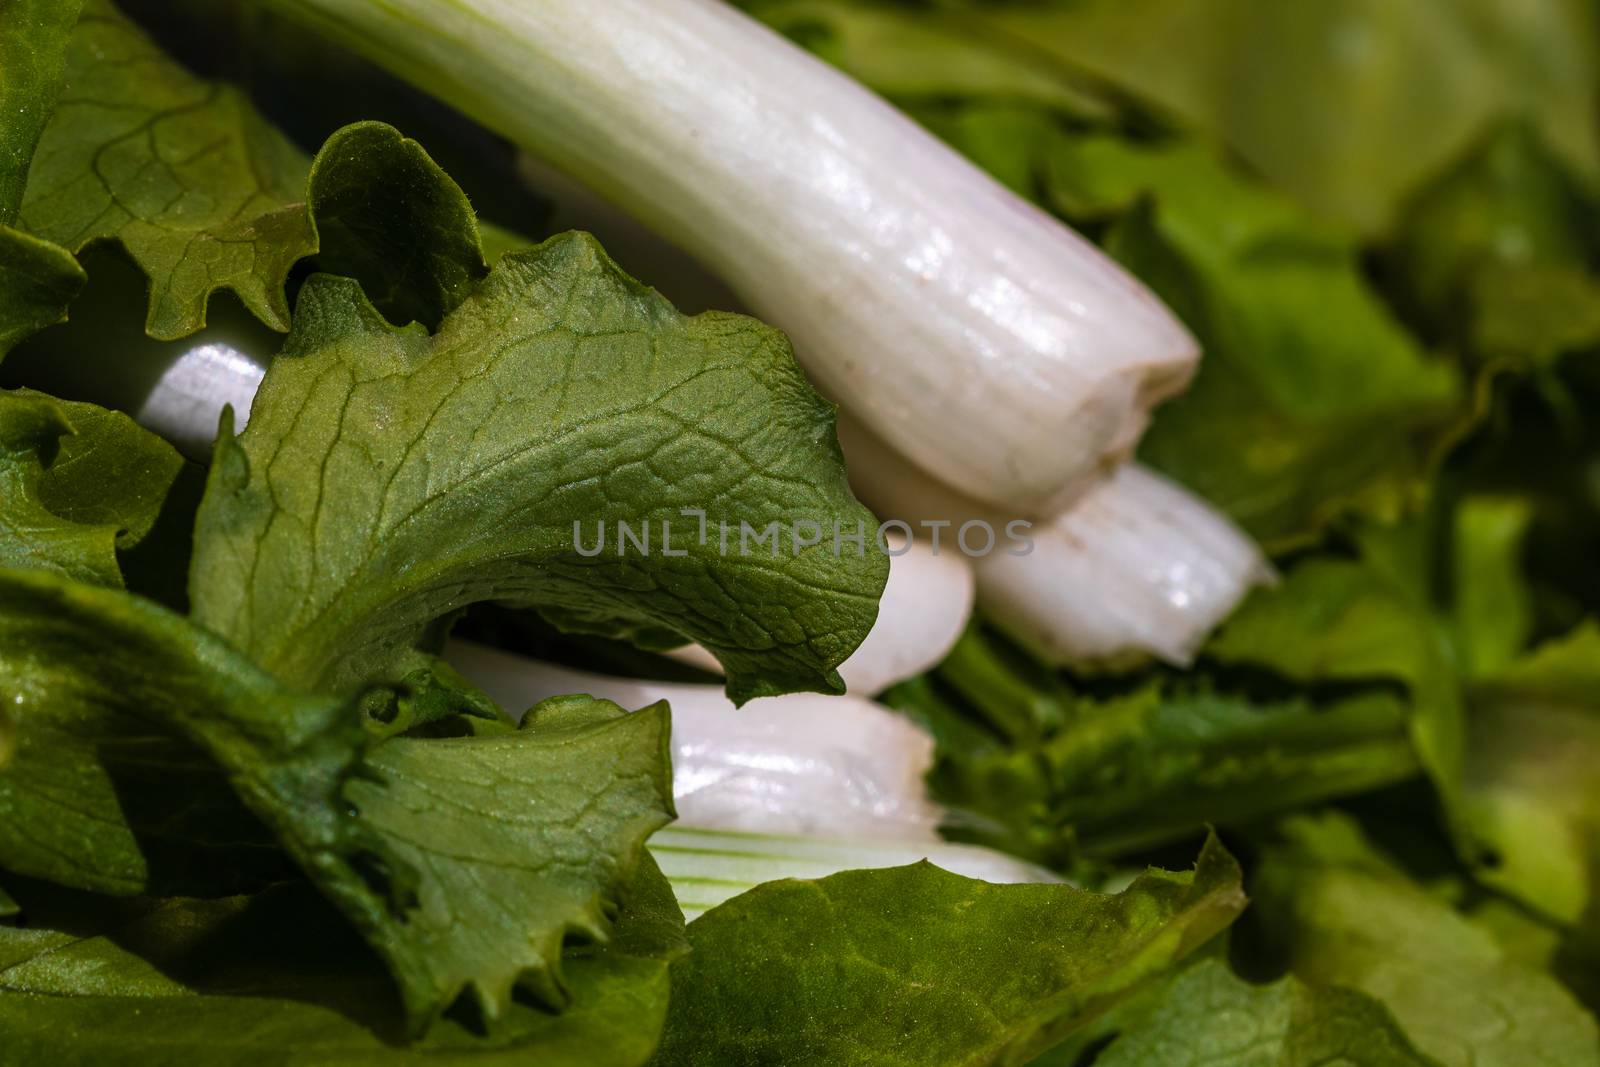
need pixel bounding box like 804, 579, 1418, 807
446, 640, 943, 840
135, 342, 264, 459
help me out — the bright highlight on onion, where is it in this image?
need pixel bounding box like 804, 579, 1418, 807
837, 416, 1273, 666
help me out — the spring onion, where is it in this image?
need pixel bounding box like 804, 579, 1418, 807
257, 0, 1200, 513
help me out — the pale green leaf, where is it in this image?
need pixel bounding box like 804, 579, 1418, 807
1254, 813, 1600, 1067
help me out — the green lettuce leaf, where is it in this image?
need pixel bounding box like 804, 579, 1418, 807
0, 566, 315, 895
0, 566, 676, 1032
17, 0, 314, 339
1252, 812, 1600, 1067
1209, 558, 1465, 843
652, 834, 1246, 1066
885, 623, 1418, 867
0, 0, 81, 220
1462, 624, 1600, 927
0, 0, 86, 355
1389, 124, 1600, 367
0, 0, 83, 357
0, 228, 84, 357
1092, 957, 1439, 1067
189, 232, 886, 702
0, 854, 686, 1066
1043, 136, 1461, 545
0, 389, 183, 586
11, 0, 497, 344
5, 0, 539, 353
306, 120, 491, 331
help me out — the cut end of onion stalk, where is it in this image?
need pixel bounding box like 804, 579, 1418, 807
664, 530, 975, 696
837, 416, 1273, 667
445, 640, 944, 840
261, 0, 1199, 514
979, 463, 1277, 666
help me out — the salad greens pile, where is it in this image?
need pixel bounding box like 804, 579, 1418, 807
1, 0, 1598, 1064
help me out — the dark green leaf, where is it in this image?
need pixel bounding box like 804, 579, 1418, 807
653, 834, 1246, 1066
30, 392, 187, 555
1209, 559, 1464, 844
0, 226, 84, 358
1092, 957, 1440, 1067
307, 121, 489, 330
0, 567, 310, 895
0, 565, 678, 1033
0, 390, 119, 585
0, 389, 182, 587
189, 233, 887, 703
0, 1, 87, 357
0, 854, 685, 1066
1462, 624, 1600, 926
1389, 124, 1598, 359
886, 624, 1418, 866
0, 0, 81, 222
17, 0, 315, 339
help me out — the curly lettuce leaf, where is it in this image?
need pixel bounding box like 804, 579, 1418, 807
653, 834, 1245, 1067
0, 389, 183, 586
0, 567, 676, 1033
1252, 813, 1600, 1067
0, 567, 310, 895
0, 0, 80, 220
0, 228, 84, 357
7, 0, 497, 347
1092, 957, 1439, 1067
16, 0, 313, 339
0, 855, 685, 1066
189, 233, 886, 703
306, 120, 491, 330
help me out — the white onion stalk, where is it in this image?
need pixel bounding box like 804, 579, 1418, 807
259, 0, 1199, 512
665, 531, 974, 696
445, 640, 943, 839
652, 827, 1060, 920
837, 417, 1273, 666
